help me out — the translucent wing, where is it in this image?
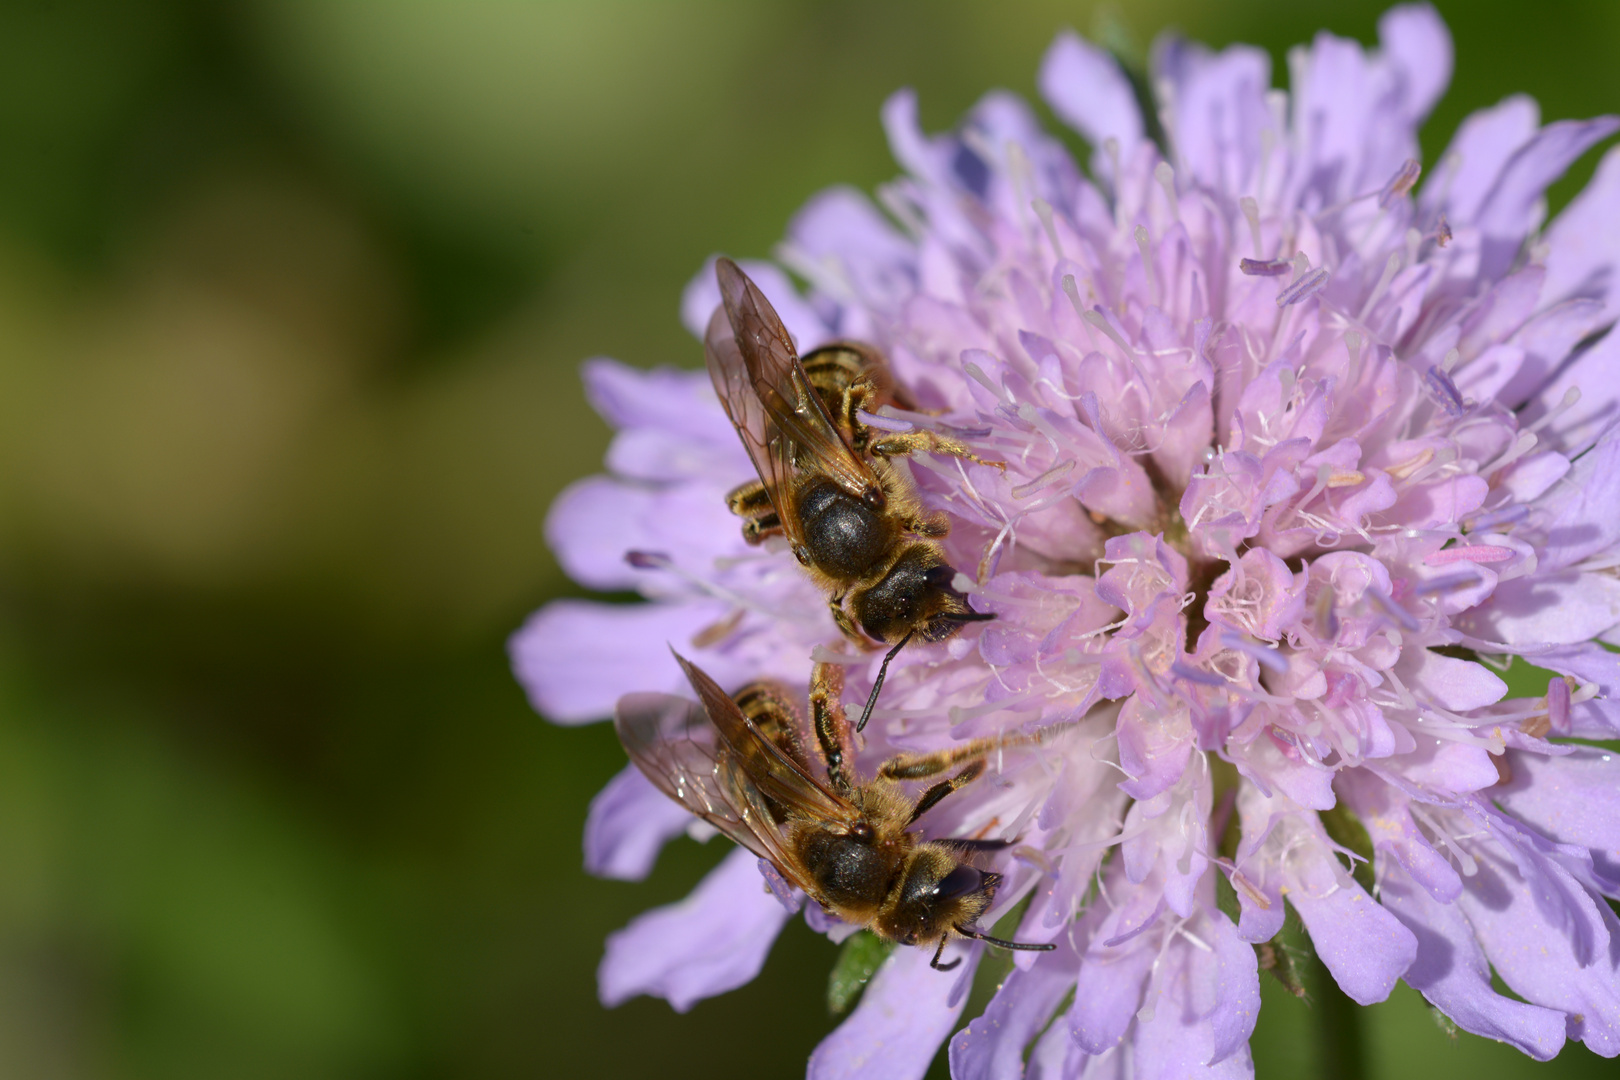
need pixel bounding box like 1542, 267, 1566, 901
706, 259, 883, 520
613, 690, 808, 886
672, 653, 857, 827
705, 300, 806, 547
613, 656, 862, 897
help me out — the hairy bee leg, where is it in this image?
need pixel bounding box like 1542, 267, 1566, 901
905, 760, 986, 826
809, 662, 856, 794
878, 730, 1047, 782
741, 513, 784, 543
828, 597, 868, 645
929, 937, 961, 972
725, 479, 773, 515
725, 480, 783, 545
869, 430, 1006, 471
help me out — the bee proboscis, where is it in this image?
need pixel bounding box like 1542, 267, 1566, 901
615, 652, 1054, 970
705, 257, 1001, 729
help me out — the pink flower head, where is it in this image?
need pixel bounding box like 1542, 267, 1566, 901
514, 4, 1620, 1075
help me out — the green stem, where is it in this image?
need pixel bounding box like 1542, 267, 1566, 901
1310, 952, 1367, 1080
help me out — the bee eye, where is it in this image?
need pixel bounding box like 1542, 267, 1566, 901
933, 864, 985, 901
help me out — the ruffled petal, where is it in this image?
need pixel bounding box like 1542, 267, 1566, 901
1457, 815, 1620, 1055
1465, 570, 1620, 647
1474, 116, 1620, 280
809, 941, 980, 1080
583, 764, 693, 881
1543, 146, 1620, 312
581, 357, 719, 439
950, 938, 1080, 1080
509, 599, 725, 723
679, 255, 832, 348
1496, 747, 1620, 864
1038, 31, 1143, 170
598, 847, 792, 1011
1291, 879, 1417, 1005
1377, 3, 1453, 122
1151, 38, 1273, 199
1518, 326, 1620, 456
1537, 422, 1620, 570
1380, 858, 1567, 1059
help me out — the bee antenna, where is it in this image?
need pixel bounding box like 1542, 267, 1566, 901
944, 610, 996, 623
954, 925, 1056, 952
856, 631, 914, 734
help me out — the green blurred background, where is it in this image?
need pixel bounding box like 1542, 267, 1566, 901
0, 1, 1615, 1077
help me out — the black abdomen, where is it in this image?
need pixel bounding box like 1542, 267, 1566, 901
798, 479, 891, 577
799, 829, 891, 909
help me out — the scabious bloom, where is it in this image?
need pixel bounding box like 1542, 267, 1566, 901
513, 4, 1620, 1076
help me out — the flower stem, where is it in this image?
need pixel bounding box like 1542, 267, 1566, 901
1310, 952, 1367, 1080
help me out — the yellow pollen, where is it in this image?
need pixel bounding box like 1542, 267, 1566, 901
1385, 448, 1434, 480
1326, 471, 1364, 488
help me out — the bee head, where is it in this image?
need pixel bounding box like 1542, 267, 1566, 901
877, 846, 998, 946
854, 549, 992, 644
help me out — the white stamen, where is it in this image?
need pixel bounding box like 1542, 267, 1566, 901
1526, 386, 1582, 435
1154, 161, 1180, 222
876, 182, 925, 239
1440, 348, 1460, 373
962, 360, 1010, 405
1344, 330, 1364, 381
1482, 431, 1537, 476
1241, 196, 1263, 258
1031, 198, 1065, 261
1083, 307, 1137, 361
1358, 251, 1402, 320
1135, 224, 1158, 307
1404, 227, 1422, 269
1011, 459, 1076, 499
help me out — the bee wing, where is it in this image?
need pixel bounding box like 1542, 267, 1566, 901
672, 653, 858, 827
707, 259, 882, 513
704, 301, 807, 548
613, 690, 809, 886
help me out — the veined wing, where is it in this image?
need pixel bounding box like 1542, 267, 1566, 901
705, 300, 808, 548
613, 689, 810, 888
672, 653, 858, 829
711, 258, 883, 506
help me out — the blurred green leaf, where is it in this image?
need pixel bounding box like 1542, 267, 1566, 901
827, 930, 893, 1015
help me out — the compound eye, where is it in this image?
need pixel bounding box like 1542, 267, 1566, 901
934, 864, 985, 901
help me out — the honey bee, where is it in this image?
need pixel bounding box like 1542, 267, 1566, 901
615, 652, 1054, 970
705, 257, 1000, 729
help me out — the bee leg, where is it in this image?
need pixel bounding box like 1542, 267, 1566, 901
726, 480, 783, 544
929, 937, 962, 972
809, 661, 856, 794
828, 597, 867, 645
725, 478, 772, 516
904, 760, 986, 827
878, 739, 996, 782
741, 513, 784, 544
897, 508, 951, 539
868, 430, 1006, 471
